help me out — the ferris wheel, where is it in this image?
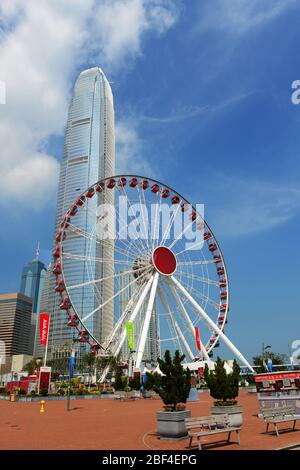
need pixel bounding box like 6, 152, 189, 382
52, 175, 254, 379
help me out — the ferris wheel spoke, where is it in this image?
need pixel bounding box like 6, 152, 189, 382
177, 259, 216, 266
170, 276, 254, 372
119, 185, 150, 257
135, 271, 159, 369
137, 185, 154, 254
176, 269, 220, 286
150, 190, 162, 249
67, 222, 136, 261
101, 273, 155, 367
167, 280, 210, 361
114, 192, 149, 258
158, 288, 194, 361
176, 278, 220, 311
104, 282, 144, 350
168, 216, 197, 250
62, 252, 134, 265
67, 265, 149, 291
160, 200, 181, 247
82, 267, 153, 323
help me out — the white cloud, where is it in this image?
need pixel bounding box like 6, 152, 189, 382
206, 176, 300, 237
115, 120, 152, 175
198, 0, 297, 34
0, 0, 179, 209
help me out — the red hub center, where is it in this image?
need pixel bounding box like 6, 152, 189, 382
152, 246, 177, 276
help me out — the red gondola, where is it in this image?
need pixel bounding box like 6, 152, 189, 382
218, 315, 225, 321
219, 278, 227, 288
220, 291, 227, 300
217, 266, 225, 275
91, 344, 100, 352
67, 315, 79, 327
60, 297, 71, 310
190, 211, 197, 221
118, 177, 127, 187
52, 262, 62, 276
209, 338, 216, 343
55, 230, 66, 242
204, 231, 211, 241
171, 195, 180, 204
220, 304, 227, 313
181, 203, 189, 212
55, 279, 65, 293
214, 254, 222, 263
69, 205, 78, 216
151, 183, 160, 193
107, 178, 116, 189
214, 342, 220, 348
96, 182, 105, 192
129, 177, 138, 187
162, 188, 170, 198
209, 242, 217, 252
53, 245, 62, 258
78, 330, 89, 342
141, 179, 149, 190
76, 195, 86, 206
86, 187, 95, 198
60, 215, 70, 228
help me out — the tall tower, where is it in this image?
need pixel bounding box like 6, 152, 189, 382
48, 67, 115, 356
19, 246, 47, 354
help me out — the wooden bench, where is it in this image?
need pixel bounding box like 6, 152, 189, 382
185, 415, 241, 450
261, 406, 299, 436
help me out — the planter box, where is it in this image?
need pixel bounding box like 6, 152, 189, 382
156, 410, 191, 440
211, 405, 243, 427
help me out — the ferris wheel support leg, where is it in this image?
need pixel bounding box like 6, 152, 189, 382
135, 272, 160, 370
99, 275, 155, 383
168, 282, 211, 361
170, 276, 255, 373
158, 288, 194, 362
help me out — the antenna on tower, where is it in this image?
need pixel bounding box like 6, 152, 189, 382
36, 241, 40, 260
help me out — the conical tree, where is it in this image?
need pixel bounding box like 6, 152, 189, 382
154, 350, 191, 411
204, 357, 240, 406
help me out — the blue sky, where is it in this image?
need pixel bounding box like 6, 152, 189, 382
0, 0, 300, 361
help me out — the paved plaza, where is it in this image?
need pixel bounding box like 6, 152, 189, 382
0, 391, 299, 450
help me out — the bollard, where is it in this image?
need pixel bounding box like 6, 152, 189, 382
40, 400, 45, 413
10, 393, 15, 402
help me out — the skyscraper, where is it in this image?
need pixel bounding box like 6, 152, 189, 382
19, 246, 47, 354
0, 293, 32, 357
48, 67, 115, 356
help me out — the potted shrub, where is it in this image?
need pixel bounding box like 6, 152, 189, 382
204, 357, 243, 427
152, 350, 191, 440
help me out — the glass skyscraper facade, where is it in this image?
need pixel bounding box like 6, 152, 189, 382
48, 67, 115, 356
19, 252, 47, 354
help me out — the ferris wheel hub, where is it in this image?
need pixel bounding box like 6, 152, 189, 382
152, 246, 177, 276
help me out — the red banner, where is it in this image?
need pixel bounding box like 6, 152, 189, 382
39, 313, 50, 345
195, 327, 201, 351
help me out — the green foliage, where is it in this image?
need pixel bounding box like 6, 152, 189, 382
144, 372, 161, 391
23, 357, 41, 375
129, 375, 141, 391
58, 388, 65, 396
18, 388, 26, 395
47, 357, 69, 375
253, 351, 287, 373
154, 350, 191, 411
204, 357, 240, 406
39, 388, 49, 396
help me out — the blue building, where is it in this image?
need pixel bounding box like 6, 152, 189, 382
20, 245, 47, 354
